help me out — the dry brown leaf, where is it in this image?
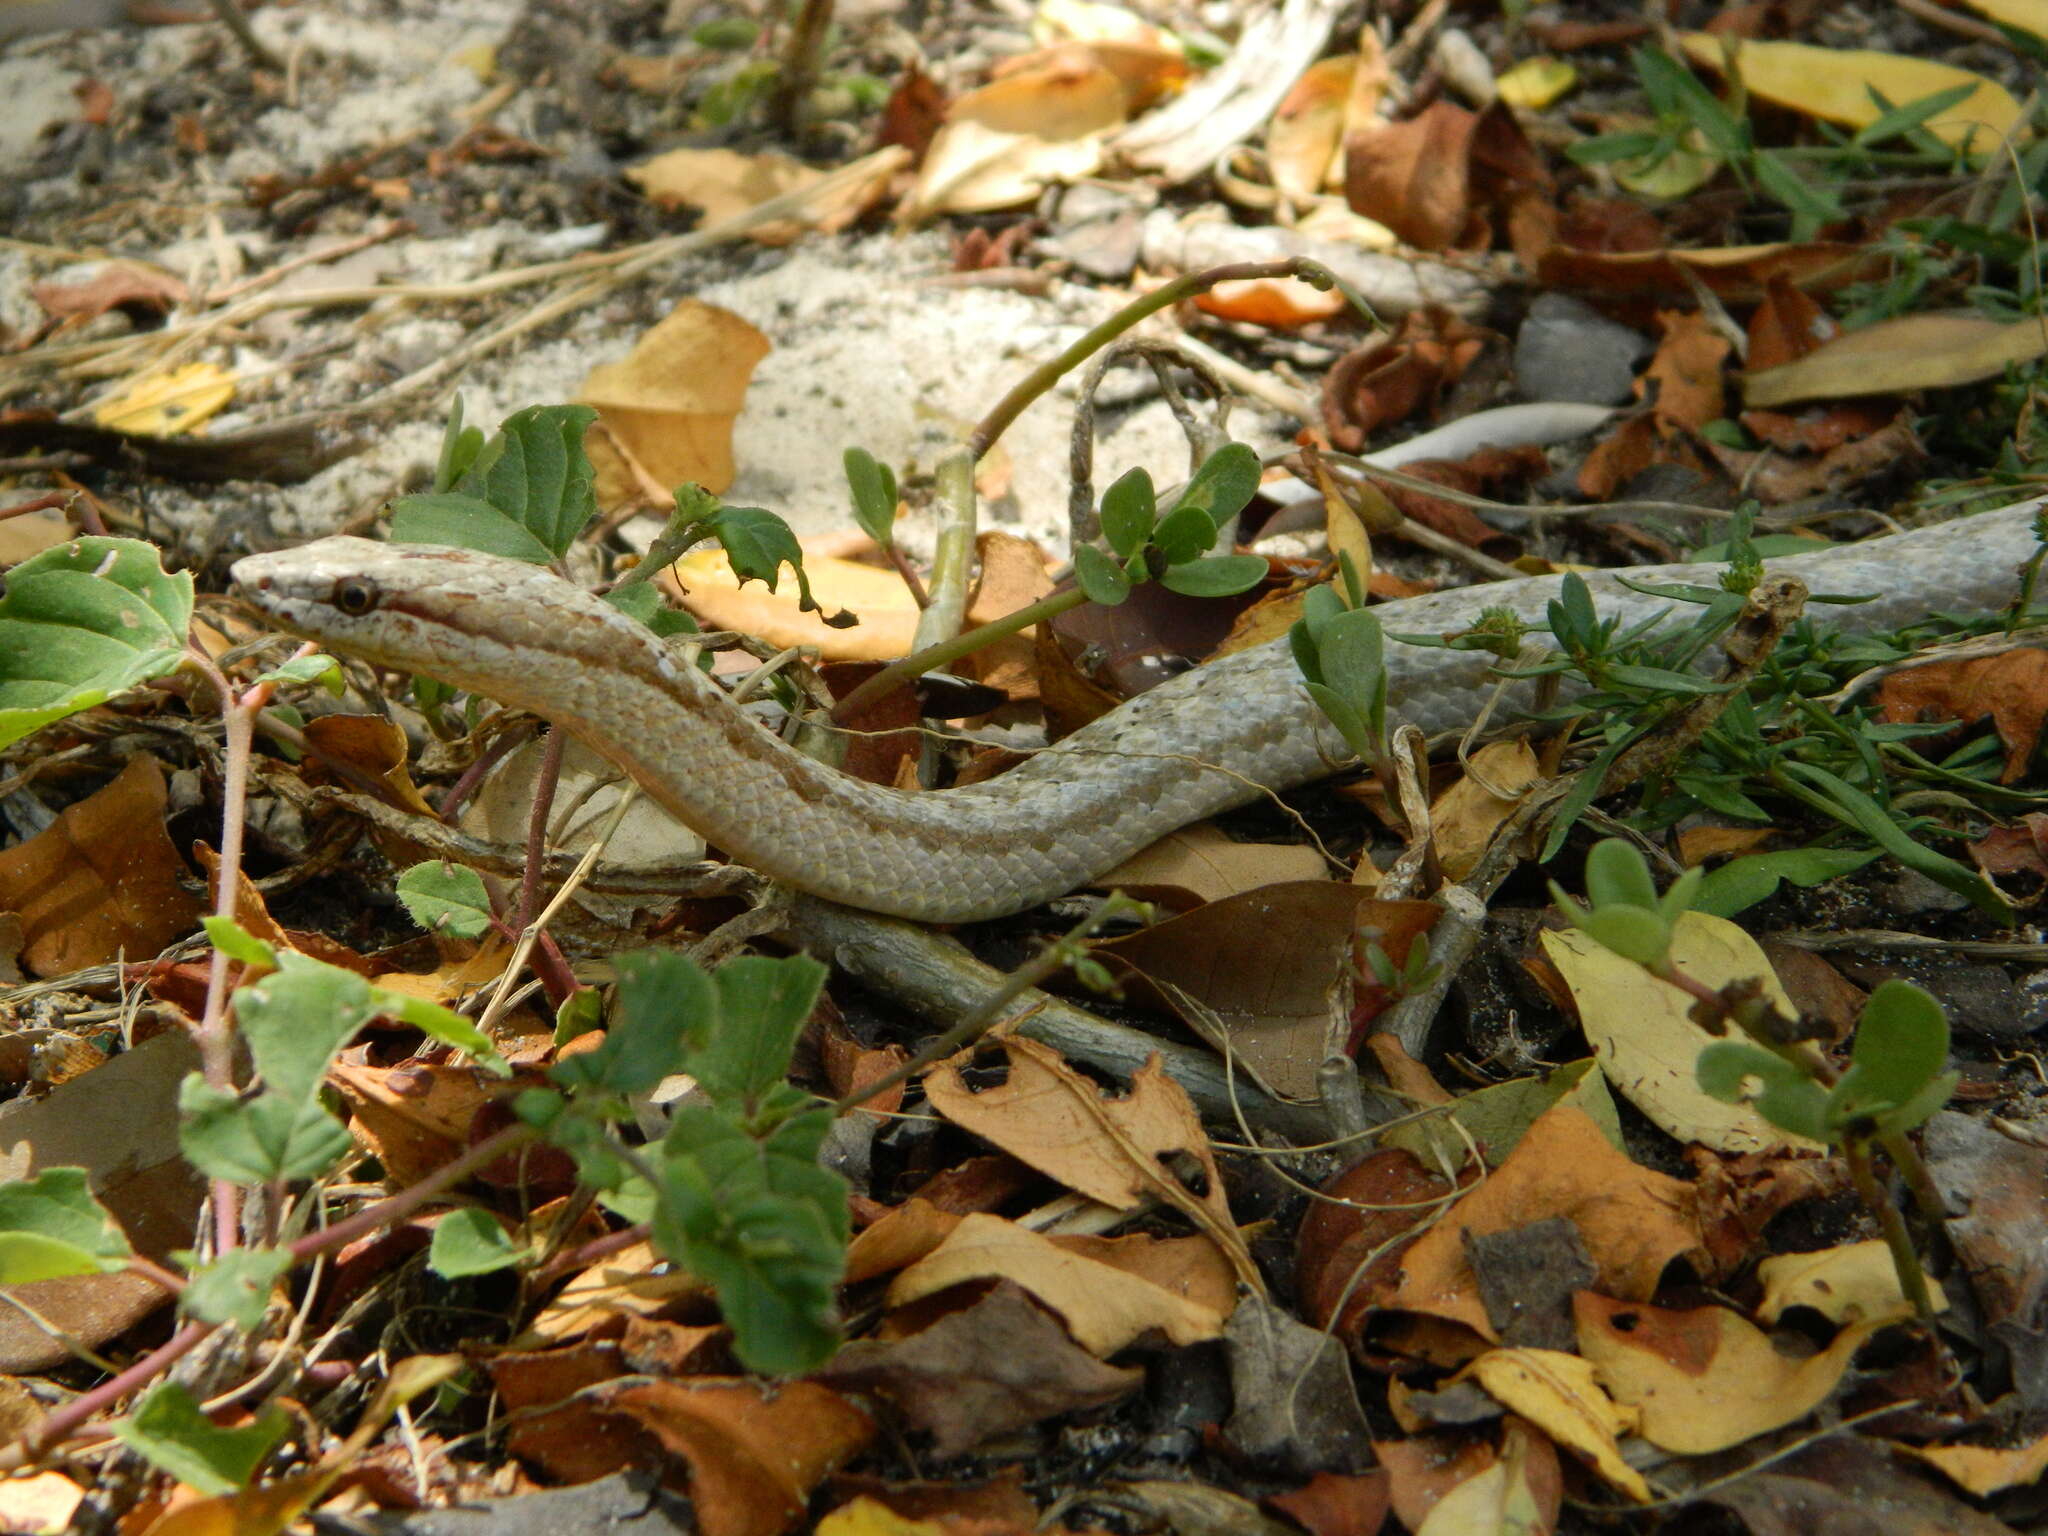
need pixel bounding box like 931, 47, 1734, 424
0, 756, 203, 977
32, 259, 186, 321
1097, 885, 1439, 1103
597, 1377, 874, 1536
887, 1213, 1230, 1353
1900, 1429, 2048, 1497
1342, 101, 1477, 251
905, 52, 1127, 217
327, 1060, 487, 1190
1874, 646, 2048, 784
1268, 54, 1361, 200
1389, 1103, 1699, 1341
669, 547, 919, 661
1430, 739, 1538, 880
817, 1280, 1142, 1458
844, 1198, 964, 1286
623, 145, 903, 246
923, 1038, 1254, 1284
1322, 307, 1496, 450
1575, 1291, 1882, 1455
579, 299, 770, 497
1095, 822, 1330, 908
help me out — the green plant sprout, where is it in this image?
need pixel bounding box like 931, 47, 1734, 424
1570, 47, 1994, 239
1554, 839, 1955, 1320
829, 441, 1270, 722
1292, 513, 2035, 921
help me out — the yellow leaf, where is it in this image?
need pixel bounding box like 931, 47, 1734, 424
1542, 912, 1822, 1155
1467, 1348, 1650, 1502
1901, 1429, 2048, 1497
1957, 0, 2048, 40
905, 56, 1126, 216
887, 1213, 1229, 1353
816, 1498, 949, 1536
1745, 310, 2048, 407
578, 298, 769, 497
93, 362, 235, 436
1578, 1292, 1881, 1454
1756, 1239, 1945, 1326
1497, 56, 1576, 110
669, 547, 920, 662
1677, 35, 2022, 151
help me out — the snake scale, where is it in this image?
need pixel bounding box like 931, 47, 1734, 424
231, 498, 2045, 921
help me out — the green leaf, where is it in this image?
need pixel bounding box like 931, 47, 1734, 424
434, 394, 487, 491
391, 404, 600, 558
179, 948, 513, 1184
458, 404, 599, 556
1150, 503, 1219, 566
1755, 150, 1848, 231
1599, 663, 1729, 695
1636, 46, 1747, 163
555, 985, 602, 1047
1303, 682, 1375, 764
1692, 847, 1879, 918
604, 581, 702, 641
1697, 1042, 1832, 1143
843, 448, 899, 548
115, 1381, 289, 1496
1579, 904, 1674, 967
428, 1208, 522, 1278
1159, 553, 1267, 598
377, 990, 509, 1076
203, 917, 277, 969
396, 863, 494, 941
553, 950, 715, 1099
1584, 838, 1659, 910
1779, 760, 2011, 922
1855, 81, 1978, 146
179, 1075, 353, 1186
1169, 442, 1262, 529
694, 954, 828, 1105
0, 1168, 132, 1283
654, 1102, 846, 1374
1099, 467, 1157, 559
1074, 544, 1133, 605
1841, 980, 1950, 1117
386, 493, 557, 562
0, 536, 194, 751
709, 504, 802, 589
255, 653, 342, 694
1549, 574, 1598, 652
180, 1247, 292, 1331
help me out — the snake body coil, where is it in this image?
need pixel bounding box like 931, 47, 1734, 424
232, 501, 2044, 921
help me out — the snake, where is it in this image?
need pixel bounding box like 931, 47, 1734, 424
230, 498, 2044, 922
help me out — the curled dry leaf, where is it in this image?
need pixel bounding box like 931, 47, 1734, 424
905, 51, 1128, 218
886, 1213, 1231, 1354
596, 1378, 875, 1536
623, 145, 905, 247
1755, 1239, 1945, 1327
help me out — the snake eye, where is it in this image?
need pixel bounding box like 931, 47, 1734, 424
332, 577, 380, 616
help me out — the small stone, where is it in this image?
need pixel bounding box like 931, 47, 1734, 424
1514, 294, 1650, 406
